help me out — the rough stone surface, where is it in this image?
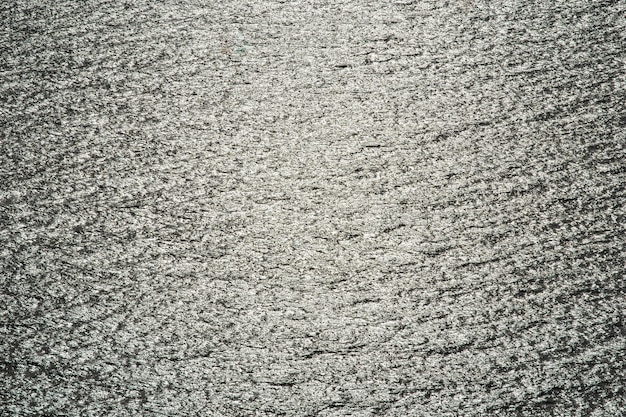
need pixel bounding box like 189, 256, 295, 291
1, 1, 626, 416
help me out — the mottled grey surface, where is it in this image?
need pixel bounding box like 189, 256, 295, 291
1, 0, 626, 416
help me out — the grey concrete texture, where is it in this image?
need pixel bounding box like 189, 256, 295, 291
1, 0, 626, 415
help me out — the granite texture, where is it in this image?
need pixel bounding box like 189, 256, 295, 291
1, 0, 626, 416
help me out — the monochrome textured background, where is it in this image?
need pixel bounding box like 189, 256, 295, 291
1, 0, 626, 415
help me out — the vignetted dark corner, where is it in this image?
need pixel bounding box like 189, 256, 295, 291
1, 0, 625, 416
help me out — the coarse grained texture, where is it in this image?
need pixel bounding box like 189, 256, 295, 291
1, 0, 626, 416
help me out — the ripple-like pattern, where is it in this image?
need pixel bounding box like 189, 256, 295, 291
2, 1, 626, 415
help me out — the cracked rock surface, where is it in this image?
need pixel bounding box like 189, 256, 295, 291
1, 0, 626, 416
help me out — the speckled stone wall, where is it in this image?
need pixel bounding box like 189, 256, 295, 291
1, 0, 626, 416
